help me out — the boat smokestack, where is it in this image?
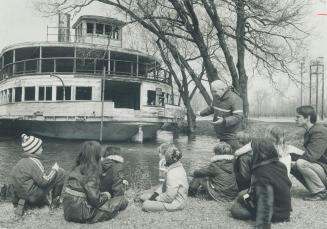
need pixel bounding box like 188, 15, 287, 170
58, 13, 71, 42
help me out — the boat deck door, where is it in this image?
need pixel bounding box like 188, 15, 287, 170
104, 80, 140, 110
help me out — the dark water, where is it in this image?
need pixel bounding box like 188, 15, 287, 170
0, 131, 218, 190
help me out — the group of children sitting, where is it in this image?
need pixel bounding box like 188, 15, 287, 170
8, 126, 304, 227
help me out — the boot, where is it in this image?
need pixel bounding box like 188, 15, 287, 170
14, 199, 25, 216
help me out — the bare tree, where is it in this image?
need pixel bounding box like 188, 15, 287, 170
37, 0, 310, 129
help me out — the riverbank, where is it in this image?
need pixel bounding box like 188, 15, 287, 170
0, 121, 325, 228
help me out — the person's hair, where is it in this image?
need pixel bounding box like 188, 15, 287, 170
251, 138, 279, 169
157, 142, 171, 155
264, 126, 286, 146
75, 141, 102, 177
102, 145, 121, 158
213, 142, 232, 155
296, 105, 317, 124
165, 144, 182, 166
236, 131, 252, 146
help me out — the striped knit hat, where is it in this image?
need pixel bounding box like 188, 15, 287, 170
21, 134, 43, 154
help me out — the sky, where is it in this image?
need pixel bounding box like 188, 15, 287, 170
1, 0, 327, 105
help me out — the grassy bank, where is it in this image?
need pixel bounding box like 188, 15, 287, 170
0, 180, 324, 229
0, 121, 325, 229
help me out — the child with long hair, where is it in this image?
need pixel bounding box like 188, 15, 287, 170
231, 139, 292, 228
63, 141, 128, 223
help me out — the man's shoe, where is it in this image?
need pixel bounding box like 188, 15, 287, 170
303, 190, 327, 201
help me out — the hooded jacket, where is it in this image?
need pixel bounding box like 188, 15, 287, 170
250, 139, 292, 228
193, 155, 238, 201
10, 153, 57, 203
100, 155, 126, 197
200, 88, 243, 140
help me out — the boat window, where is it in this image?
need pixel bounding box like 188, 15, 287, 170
39, 87, 45, 100
24, 87, 35, 101
115, 60, 132, 75
42, 47, 74, 58
113, 27, 119, 39
39, 86, 53, 101
105, 25, 112, 37
8, 89, 12, 103
3, 50, 13, 66
147, 90, 156, 106
87, 23, 94, 34
76, 59, 94, 73
76, 87, 92, 100
95, 59, 108, 73
41, 59, 55, 72
56, 86, 71, 100
15, 47, 40, 61
56, 59, 74, 72
96, 23, 104, 34
15, 87, 22, 102
46, 86, 52, 101
76, 48, 107, 59
25, 60, 38, 73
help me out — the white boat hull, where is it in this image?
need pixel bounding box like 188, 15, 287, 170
0, 119, 163, 141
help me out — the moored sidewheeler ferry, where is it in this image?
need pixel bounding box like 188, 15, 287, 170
0, 15, 184, 142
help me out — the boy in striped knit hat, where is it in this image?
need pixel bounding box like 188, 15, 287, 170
10, 134, 65, 215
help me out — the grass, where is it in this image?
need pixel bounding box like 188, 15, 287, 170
0, 121, 325, 229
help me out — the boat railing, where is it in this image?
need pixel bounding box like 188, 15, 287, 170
0, 57, 170, 84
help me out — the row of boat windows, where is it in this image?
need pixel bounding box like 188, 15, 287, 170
0, 47, 153, 66
75, 23, 120, 39
1, 59, 150, 75
0, 86, 92, 104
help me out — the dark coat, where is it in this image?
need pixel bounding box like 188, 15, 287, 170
63, 166, 108, 223
10, 153, 57, 204
251, 139, 292, 228
193, 155, 238, 201
200, 89, 243, 140
300, 124, 327, 174
100, 155, 126, 197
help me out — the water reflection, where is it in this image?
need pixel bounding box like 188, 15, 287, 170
0, 130, 218, 189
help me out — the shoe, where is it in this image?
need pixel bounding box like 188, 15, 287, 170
14, 199, 25, 216
303, 190, 327, 201
49, 196, 61, 210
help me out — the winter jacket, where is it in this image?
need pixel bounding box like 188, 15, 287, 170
63, 166, 109, 223
100, 155, 126, 197
10, 153, 57, 203
200, 88, 243, 140
193, 155, 238, 201
300, 124, 327, 174
250, 139, 292, 228
156, 161, 188, 211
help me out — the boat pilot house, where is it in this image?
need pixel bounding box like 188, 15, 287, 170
0, 15, 184, 142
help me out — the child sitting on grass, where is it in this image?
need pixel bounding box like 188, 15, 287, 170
231, 138, 292, 229
63, 141, 128, 223
233, 131, 253, 191
139, 143, 189, 212
188, 142, 238, 201
10, 134, 66, 215
100, 146, 128, 198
